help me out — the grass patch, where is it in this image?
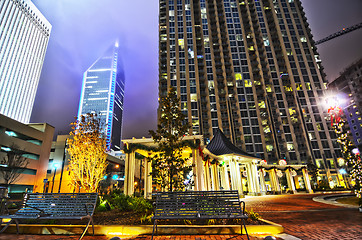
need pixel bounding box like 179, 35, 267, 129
336, 196, 359, 206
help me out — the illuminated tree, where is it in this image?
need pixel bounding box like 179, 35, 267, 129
67, 113, 108, 193
0, 145, 29, 186
331, 116, 362, 206
149, 87, 192, 191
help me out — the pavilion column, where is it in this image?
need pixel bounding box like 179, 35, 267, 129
234, 159, 244, 197
246, 163, 256, 195
285, 168, 297, 194
229, 159, 237, 191
124, 151, 136, 196
144, 159, 152, 199
269, 169, 281, 194
302, 168, 313, 194
192, 149, 199, 191
193, 148, 205, 191
221, 164, 230, 190
211, 164, 220, 190
203, 160, 212, 191
258, 168, 267, 194
196, 150, 205, 191
294, 175, 300, 189
251, 162, 261, 194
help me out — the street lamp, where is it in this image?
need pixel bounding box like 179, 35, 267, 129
51, 163, 60, 193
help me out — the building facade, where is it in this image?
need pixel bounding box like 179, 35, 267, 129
328, 59, 362, 150
0, 0, 51, 123
0, 114, 54, 193
159, 0, 342, 186
78, 42, 125, 151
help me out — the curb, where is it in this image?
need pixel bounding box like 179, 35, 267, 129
1, 220, 284, 237
313, 193, 359, 209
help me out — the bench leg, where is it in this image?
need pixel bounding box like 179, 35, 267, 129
241, 219, 250, 240
79, 218, 92, 240
0, 219, 13, 234
15, 220, 19, 234
91, 217, 95, 236
151, 219, 157, 240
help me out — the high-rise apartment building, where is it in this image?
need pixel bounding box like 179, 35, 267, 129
159, 0, 342, 184
0, 0, 51, 123
78, 42, 125, 151
328, 59, 362, 150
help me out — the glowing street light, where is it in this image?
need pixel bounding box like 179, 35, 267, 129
324, 95, 344, 126
51, 163, 60, 193
352, 148, 360, 155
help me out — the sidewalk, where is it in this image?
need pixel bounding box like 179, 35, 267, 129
0, 234, 265, 239
245, 193, 362, 240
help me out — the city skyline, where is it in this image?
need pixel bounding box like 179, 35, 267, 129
29, 0, 362, 139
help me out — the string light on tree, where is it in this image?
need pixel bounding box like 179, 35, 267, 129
326, 95, 362, 207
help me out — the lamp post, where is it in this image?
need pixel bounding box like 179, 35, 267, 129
51, 163, 59, 193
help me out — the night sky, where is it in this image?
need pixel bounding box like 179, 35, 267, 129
30, 0, 362, 140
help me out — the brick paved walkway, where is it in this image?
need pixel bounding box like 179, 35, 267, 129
0, 193, 359, 240
0, 234, 262, 239
244, 193, 362, 240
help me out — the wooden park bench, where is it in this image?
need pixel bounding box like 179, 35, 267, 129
0, 193, 98, 240
152, 190, 249, 240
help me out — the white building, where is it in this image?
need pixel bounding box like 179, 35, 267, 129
0, 0, 51, 123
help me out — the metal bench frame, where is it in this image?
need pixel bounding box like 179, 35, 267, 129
0, 193, 98, 240
152, 190, 250, 240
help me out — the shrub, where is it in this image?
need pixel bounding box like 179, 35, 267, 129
130, 197, 153, 213
96, 191, 153, 214
246, 209, 260, 221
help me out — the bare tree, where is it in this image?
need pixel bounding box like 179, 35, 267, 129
0, 145, 29, 186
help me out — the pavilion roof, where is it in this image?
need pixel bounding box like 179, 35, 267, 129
205, 128, 257, 158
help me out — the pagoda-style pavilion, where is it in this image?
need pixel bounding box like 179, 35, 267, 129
122, 129, 313, 198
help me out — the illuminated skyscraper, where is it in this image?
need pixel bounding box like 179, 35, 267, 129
159, 0, 342, 184
0, 0, 51, 123
78, 42, 125, 151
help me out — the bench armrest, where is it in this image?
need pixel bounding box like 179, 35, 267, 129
84, 203, 95, 216
239, 200, 246, 214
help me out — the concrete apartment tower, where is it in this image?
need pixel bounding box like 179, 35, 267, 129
158, 0, 342, 186
78, 42, 125, 151
0, 0, 51, 123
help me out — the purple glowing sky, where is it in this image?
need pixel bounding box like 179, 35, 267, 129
30, 0, 362, 139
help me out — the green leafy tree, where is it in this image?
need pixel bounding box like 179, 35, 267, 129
307, 162, 319, 189
67, 113, 108, 193
149, 87, 192, 192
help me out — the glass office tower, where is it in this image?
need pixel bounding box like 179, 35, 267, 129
78, 42, 125, 151
159, 0, 342, 185
0, 0, 51, 123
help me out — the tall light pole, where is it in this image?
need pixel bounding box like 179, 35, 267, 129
51, 163, 59, 193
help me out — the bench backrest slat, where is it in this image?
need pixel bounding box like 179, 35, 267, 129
16, 193, 98, 217
154, 190, 244, 218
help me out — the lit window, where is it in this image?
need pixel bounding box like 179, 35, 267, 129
244, 80, 252, 87
235, 73, 242, 80
287, 143, 294, 151
263, 126, 271, 133
266, 145, 273, 152
258, 101, 266, 108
